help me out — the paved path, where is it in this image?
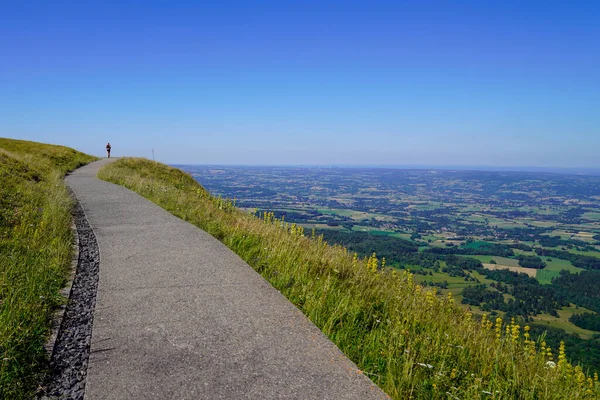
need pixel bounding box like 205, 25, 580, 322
66, 160, 387, 400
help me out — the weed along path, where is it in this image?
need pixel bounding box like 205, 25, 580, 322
60, 160, 386, 400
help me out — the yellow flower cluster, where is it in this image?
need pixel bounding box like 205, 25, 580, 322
540, 341, 553, 361
259, 211, 305, 237
510, 318, 520, 343
523, 325, 535, 358
288, 223, 305, 237
262, 211, 275, 224
367, 252, 379, 273
557, 341, 567, 368
425, 289, 435, 307
481, 313, 493, 330
215, 195, 236, 211
446, 292, 454, 309
495, 317, 502, 340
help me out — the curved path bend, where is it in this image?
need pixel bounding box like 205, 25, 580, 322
66, 160, 387, 400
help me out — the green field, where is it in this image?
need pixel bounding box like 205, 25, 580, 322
568, 248, 600, 258
414, 270, 507, 308
454, 254, 585, 285
298, 223, 344, 230
543, 258, 583, 274
317, 207, 396, 222
582, 211, 600, 221
350, 225, 401, 236
413, 270, 497, 296
466, 255, 520, 266
536, 269, 560, 285
534, 305, 598, 340
512, 248, 536, 256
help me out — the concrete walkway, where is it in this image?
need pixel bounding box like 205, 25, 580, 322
66, 160, 387, 400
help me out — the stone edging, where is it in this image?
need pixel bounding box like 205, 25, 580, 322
39, 193, 101, 399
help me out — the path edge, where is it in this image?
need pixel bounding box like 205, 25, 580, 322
38, 187, 102, 399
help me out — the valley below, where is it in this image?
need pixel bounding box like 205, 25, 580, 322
179, 165, 600, 372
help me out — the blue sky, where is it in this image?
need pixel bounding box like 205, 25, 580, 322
1, 1, 599, 166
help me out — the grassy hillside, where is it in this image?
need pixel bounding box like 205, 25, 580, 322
99, 158, 599, 399
0, 138, 97, 399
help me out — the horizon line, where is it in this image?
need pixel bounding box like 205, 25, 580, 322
170, 163, 600, 176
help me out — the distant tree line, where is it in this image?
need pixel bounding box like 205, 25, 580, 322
569, 313, 600, 332
462, 284, 504, 307
553, 270, 600, 315
538, 235, 591, 248
459, 267, 568, 318
316, 229, 418, 267
425, 243, 514, 257
517, 255, 546, 269
509, 243, 533, 251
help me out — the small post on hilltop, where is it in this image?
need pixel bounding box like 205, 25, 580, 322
152, 148, 155, 161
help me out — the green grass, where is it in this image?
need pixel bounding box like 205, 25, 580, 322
536, 269, 561, 285
534, 305, 598, 340
415, 271, 496, 289
536, 259, 582, 284
465, 254, 582, 284
317, 207, 397, 222
568, 249, 600, 258
298, 223, 345, 230
98, 157, 600, 399
368, 230, 399, 236
543, 258, 583, 274
348, 227, 409, 239
582, 212, 600, 222
415, 270, 501, 305
513, 248, 536, 256
0, 138, 97, 399
414, 270, 499, 304
465, 255, 520, 267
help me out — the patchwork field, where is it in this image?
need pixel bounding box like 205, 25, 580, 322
482, 263, 537, 277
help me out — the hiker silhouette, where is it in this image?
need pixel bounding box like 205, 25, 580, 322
106, 143, 111, 158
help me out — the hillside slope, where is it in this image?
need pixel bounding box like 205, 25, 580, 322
99, 157, 600, 399
0, 138, 97, 399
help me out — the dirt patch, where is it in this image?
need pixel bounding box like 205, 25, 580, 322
482, 263, 537, 278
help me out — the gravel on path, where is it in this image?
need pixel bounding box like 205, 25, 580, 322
40, 197, 100, 399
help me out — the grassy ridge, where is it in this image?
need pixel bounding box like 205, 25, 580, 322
99, 158, 600, 399
0, 138, 97, 398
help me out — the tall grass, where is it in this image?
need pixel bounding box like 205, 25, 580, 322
99, 158, 600, 399
0, 138, 97, 399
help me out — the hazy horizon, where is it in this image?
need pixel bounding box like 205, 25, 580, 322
2, 2, 599, 167
173, 163, 600, 176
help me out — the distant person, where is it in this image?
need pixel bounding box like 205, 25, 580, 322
106, 142, 111, 158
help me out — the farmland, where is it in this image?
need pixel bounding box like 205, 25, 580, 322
180, 165, 600, 371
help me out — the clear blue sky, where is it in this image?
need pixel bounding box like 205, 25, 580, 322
1, 1, 599, 166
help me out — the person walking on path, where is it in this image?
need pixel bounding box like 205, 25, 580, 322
106, 142, 111, 158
